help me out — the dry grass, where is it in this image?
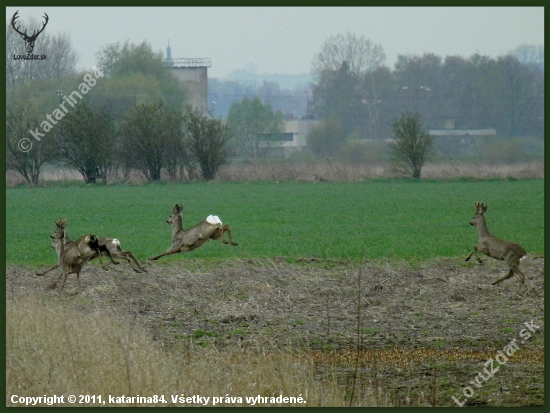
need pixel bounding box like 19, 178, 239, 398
6, 256, 545, 406
5, 159, 543, 186
6, 293, 348, 407
207, 159, 545, 182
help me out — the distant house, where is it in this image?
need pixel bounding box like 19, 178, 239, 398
429, 128, 497, 155
260, 119, 319, 158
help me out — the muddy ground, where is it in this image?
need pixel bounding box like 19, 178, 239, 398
6, 255, 545, 406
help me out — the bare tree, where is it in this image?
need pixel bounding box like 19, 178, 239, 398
6, 15, 78, 89
510, 44, 544, 69
184, 107, 234, 180
388, 111, 434, 179
311, 32, 386, 80
57, 101, 114, 184
6, 102, 56, 186
118, 101, 184, 181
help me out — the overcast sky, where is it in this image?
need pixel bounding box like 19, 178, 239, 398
6, 7, 544, 79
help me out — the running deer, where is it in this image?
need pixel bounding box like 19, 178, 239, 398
465, 202, 527, 285
148, 204, 238, 261
36, 219, 146, 276
49, 225, 116, 291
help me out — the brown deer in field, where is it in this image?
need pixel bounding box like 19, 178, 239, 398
465, 202, 527, 285
49, 225, 116, 291
36, 219, 147, 276
148, 204, 238, 261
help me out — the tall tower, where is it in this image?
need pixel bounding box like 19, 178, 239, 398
164, 44, 211, 115
165, 41, 174, 67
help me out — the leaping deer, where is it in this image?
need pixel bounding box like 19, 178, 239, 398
49, 224, 116, 291
36, 219, 147, 276
148, 204, 238, 261
11, 10, 49, 54
465, 201, 527, 285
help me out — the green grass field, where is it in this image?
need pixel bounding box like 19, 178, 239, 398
6, 179, 544, 265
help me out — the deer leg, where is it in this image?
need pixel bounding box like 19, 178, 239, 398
96, 249, 120, 270
96, 252, 109, 270
220, 224, 238, 246
36, 262, 60, 276
512, 266, 526, 284
491, 269, 515, 286
59, 272, 69, 292
102, 248, 120, 265
148, 248, 179, 261
47, 270, 63, 289
123, 251, 148, 272
465, 246, 483, 263
465, 249, 476, 261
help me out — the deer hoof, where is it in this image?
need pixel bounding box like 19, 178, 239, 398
231, 242, 238, 246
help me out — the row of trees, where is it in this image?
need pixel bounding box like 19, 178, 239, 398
6, 100, 233, 186
6, 25, 239, 186
6, 20, 542, 184
311, 34, 544, 140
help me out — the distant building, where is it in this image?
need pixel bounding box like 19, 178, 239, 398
429, 128, 497, 155
165, 42, 174, 67
260, 119, 319, 158
163, 44, 211, 115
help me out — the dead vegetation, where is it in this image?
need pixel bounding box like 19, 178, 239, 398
6, 255, 544, 406
5, 159, 544, 186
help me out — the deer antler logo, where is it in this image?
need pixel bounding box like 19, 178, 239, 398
11, 10, 49, 54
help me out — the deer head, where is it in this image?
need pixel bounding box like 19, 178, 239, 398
55, 219, 67, 229
11, 11, 49, 54
470, 202, 488, 226
167, 204, 183, 224
46, 219, 68, 250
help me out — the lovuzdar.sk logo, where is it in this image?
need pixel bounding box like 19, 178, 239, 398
11, 10, 49, 60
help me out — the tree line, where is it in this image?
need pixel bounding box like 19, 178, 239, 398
310, 33, 544, 141
6, 21, 543, 186
6, 31, 235, 186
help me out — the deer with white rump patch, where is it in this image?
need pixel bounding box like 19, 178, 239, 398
148, 204, 238, 261
36, 219, 146, 276
49, 223, 117, 291
465, 201, 527, 285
